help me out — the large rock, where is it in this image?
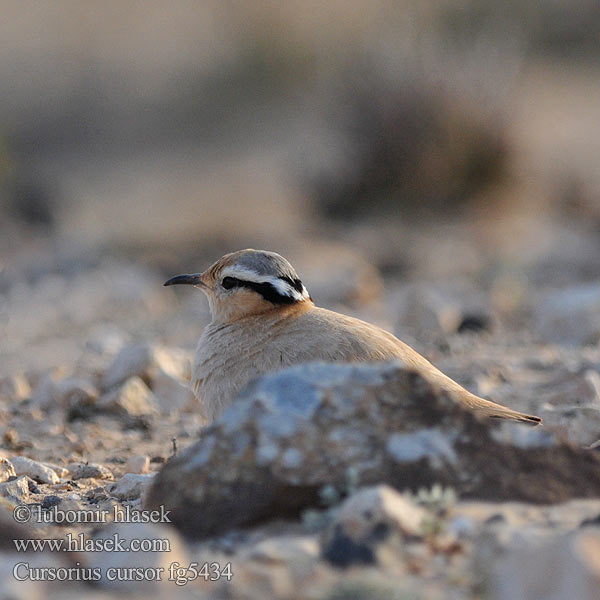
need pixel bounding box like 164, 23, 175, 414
147, 361, 600, 539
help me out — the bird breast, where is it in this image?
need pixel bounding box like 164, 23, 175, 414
193, 305, 305, 422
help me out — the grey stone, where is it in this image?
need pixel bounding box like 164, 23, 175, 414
152, 371, 195, 414
124, 455, 150, 474
0, 476, 30, 502
0, 458, 16, 483
68, 462, 114, 480
10, 456, 59, 484
337, 485, 426, 541
102, 343, 191, 390
49, 498, 90, 526
55, 377, 98, 406
323, 485, 426, 567
41, 462, 68, 479
97, 376, 159, 417
243, 534, 319, 565
147, 361, 600, 539
107, 473, 156, 501
59, 379, 100, 420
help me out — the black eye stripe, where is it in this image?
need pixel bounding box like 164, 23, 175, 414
220, 276, 303, 304
248, 281, 297, 304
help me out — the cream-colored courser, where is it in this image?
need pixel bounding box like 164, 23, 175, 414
165, 249, 541, 425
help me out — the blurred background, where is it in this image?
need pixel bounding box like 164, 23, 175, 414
1, 0, 600, 377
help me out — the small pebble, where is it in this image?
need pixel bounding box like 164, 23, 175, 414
41, 495, 62, 509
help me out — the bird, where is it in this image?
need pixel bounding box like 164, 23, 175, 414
164, 249, 541, 426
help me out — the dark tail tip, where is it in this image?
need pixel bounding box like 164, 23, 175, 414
520, 413, 542, 426
490, 412, 542, 426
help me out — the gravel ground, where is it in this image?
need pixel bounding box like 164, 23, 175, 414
2, 214, 600, 599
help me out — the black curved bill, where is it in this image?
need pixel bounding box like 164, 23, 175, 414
163, 273, 206, 287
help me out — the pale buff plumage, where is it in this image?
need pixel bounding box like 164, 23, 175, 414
165, 249, 541, 426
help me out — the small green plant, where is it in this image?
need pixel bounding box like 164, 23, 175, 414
405, 483, 457, 538
408, 483, 457, 512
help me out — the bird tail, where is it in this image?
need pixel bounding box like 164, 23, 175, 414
462, 393, 542, 426
412, 357, 542, 425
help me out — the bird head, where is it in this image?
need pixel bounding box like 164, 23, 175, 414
164, 249, 312, 321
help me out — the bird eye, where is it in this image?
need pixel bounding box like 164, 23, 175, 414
221, 277, 236, 290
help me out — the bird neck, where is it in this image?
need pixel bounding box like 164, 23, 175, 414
211, 298, 314, 326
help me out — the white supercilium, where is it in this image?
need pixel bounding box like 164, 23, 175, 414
220, 266, 310, 301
